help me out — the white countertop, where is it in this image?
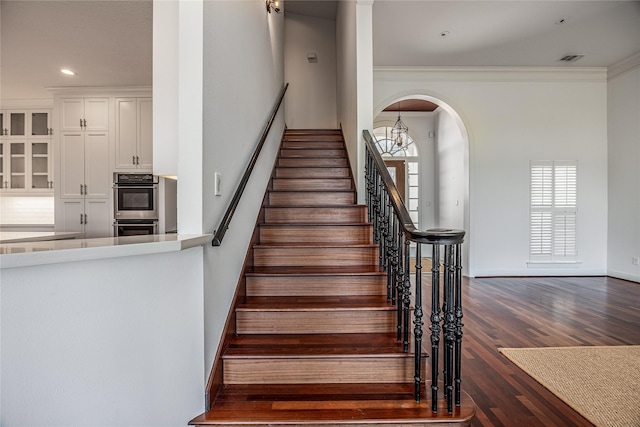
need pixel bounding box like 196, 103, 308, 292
0, 231, 85, 244
0, 233, 213, 269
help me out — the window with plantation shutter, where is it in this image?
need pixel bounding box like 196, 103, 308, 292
530, 161, 577, 262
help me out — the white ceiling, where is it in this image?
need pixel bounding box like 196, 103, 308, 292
1, 0, 639, 101
373, 1, 640, 67
1, 0, 153, 100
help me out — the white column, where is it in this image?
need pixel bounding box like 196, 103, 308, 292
178, 0, 204, 233
356, 0, 374, 203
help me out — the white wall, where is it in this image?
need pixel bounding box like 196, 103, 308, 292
201, 0, 285, 384
284, 13, 337, 128
152, 0, 179, 177
607, 61, 640, 282
336, 0, 358, 176
374, 68, 609, 277
1, 249, 205, 426
435, 109, 465, 230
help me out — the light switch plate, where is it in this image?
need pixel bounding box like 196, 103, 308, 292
214, 173, 222, 196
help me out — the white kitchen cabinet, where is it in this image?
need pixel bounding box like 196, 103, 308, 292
115, 97, 152, 171
60, 98, 109, 132
60, 198, 111, 238
1, 109, 53, 138
60, 131, 109, 198
0, 109, 53, 192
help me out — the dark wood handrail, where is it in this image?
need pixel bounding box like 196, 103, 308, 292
362, 129, 464, 245
212, 83, 289, 246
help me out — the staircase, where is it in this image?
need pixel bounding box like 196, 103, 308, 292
190, 129, 474, 426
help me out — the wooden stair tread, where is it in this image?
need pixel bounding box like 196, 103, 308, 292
247, 265, 385, 275
237, 295, 393, 311
224, 333, 411, 358
259, 223, 371, 228
254, 242, 377, 248
190, 384, 475, 426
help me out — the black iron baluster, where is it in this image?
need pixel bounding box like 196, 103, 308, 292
365, 150, 373, 223
414, 243, 424, 402
403, 238, 411, 353
454, 242, 464, 407
443, 244, 456, 413
430, 243, 441, 412
388, 206, 398, 306
396, 229, 405, 341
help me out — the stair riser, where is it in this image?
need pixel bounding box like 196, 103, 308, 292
224, 357, 421, 384
272, 179, 352, 191
282, 141, 344, 149
254, 247, 379, 267
259, 225, 372, 245
278, 157, 349, 167
284, 135, 343, 141
235, 310, 395, 334
264, 207, 367, 224
269, 191, 355, 206
281, 149, 346, 158
275, 167, 351, 179
246, 275, 386, 297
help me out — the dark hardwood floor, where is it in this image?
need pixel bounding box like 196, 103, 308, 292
451, 276, 640, 427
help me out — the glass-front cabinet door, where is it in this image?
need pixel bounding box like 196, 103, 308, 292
0, 142, 6, 189
9, 111, 27, 138
31, 111, 52, 136
31, 141, 52, 189
9, 141, 26, 189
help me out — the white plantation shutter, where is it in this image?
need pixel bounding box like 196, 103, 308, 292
530, 161, 577, 262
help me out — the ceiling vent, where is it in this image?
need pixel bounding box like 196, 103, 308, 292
559, 54, 585, 63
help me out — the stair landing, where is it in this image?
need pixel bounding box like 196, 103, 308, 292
192, 383, 475, 426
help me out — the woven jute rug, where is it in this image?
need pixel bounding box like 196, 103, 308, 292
499, 346, 640, 427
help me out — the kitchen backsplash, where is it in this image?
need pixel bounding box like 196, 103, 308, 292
0, 196, 54, 225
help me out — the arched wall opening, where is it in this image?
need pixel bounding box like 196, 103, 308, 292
373, 93, 471, 275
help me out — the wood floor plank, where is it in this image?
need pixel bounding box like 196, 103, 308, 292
455, 276, 640, 427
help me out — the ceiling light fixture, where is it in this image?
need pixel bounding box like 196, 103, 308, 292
266, 0, 281, 14
440, 31, 450, 38
559, 54, 584, 63
60, 68, 76, 76
390, 103, 409, 147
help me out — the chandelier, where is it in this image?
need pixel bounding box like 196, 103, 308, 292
390, 104, 409, 147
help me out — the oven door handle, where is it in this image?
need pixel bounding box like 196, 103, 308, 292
113, 185, 158, 189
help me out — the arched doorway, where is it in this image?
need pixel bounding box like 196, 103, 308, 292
373, 94, 470, 274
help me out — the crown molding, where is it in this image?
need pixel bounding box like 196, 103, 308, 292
47, 86, 152, 95
373, 66, 607, 83
608, 52, 640, 80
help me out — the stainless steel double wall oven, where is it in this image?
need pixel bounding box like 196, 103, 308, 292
113, 173, 159, 236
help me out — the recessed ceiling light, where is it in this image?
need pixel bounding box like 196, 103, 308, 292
60, 68, 76, 76
439, 31, 450, 38
559, 54, 585, 63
